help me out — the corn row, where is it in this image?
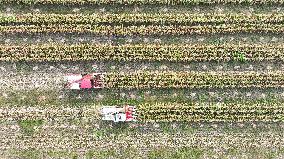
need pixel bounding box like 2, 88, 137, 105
1, 101, 284, 122
2, 13, 284, 25
1, 23, 284, 35
137, 102, 284, 122
104, 71, 284, 89
1, 43, 284, 62
1, 0, 284, 5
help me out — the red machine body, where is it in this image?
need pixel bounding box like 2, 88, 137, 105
65, 73, 105, 89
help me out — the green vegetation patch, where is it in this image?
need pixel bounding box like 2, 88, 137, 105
86, 149, 117, 159
18, 119, 44, 135
148, 147, 204, 159
47, 151, 78, 159
86, 147, 203, 159
233, 51, 246, 62
222, 147, 284, 159
13, 148, 42, 159
0, 90, 61, 106
11, 149, 79, 159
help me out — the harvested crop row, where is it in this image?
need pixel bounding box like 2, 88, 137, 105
1, 0, 284, 5
1, 131, 283, 152
1, 23, 283, 35
104, 71, 284, 89
0, 105, 99, 121
0, 72, 64, 90
137, 102, 284, 122
2, 13, 284, 25
1, 43, 284, 62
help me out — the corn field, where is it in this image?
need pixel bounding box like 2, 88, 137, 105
1, 0, 284, 158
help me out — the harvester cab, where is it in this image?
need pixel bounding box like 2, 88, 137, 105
100, 105, 137, 122
65, 73, 105, 89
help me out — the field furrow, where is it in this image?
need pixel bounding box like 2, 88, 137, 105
1, 34, 284, 46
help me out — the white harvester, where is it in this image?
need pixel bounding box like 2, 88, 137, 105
100, 105, 137, 122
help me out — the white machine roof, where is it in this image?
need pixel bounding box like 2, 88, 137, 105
66, 74, 82, 82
